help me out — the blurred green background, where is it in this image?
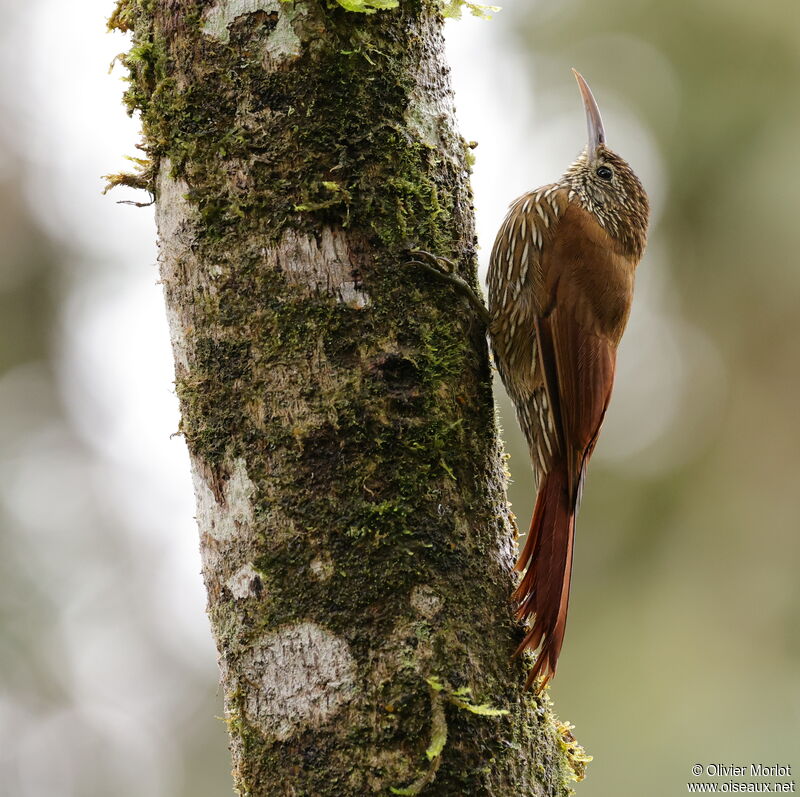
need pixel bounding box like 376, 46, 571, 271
1, 0, 797, 795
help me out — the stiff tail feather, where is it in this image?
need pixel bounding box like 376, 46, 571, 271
513, 462, 576, 691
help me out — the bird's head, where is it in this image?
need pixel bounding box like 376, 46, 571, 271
560, 69, 650, 259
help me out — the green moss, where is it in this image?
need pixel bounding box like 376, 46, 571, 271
557, 720, 593, 785
300, 0, 501, 18
439, 0, 501, 20
102, 155, 155, 202
108, 1, 134, 32
176, 337, 252, 464
111, 1, 466, 254
108, 0, 158, 32
334, 0, 400, 12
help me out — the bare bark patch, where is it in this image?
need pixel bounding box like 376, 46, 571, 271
237, 622, 356, 740
192, 456, 256, 543
266, 227, 370, 308
155, 164, 194, 372
309, 554, 334, 581
410, 585, 443, 618
202, 0, 305, 64
226, 563, 264, 600
404, 25, 459, 155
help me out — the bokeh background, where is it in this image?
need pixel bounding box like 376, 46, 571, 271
1, 0, 797, 794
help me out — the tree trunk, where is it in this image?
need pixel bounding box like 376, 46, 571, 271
111, 1, 585, 794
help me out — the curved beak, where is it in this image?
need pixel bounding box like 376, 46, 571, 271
571, 68, 605, 158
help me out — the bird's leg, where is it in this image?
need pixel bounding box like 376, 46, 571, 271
407, 249, 491, 327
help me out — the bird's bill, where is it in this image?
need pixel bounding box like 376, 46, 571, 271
571, 68, 606, 157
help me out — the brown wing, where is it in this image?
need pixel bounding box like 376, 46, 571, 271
536, 305, 616, 503
537, 201, 634, 501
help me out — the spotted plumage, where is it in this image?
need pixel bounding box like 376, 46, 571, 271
488, 71, 649, 690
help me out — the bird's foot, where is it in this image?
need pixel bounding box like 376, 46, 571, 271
406, 248, 491, 326
408, 248, 458, 275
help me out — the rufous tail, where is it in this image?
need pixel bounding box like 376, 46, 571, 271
512, 461, 576, 691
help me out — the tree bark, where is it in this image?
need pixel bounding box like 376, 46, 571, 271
111, 1, 585, 794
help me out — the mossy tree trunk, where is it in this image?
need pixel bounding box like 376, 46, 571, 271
111, 0, 584, 794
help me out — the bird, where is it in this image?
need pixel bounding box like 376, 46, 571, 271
409, 69, 648, 691
486, 69, 649, 690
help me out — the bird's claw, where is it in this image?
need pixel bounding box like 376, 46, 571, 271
407, 248, 457, 275
405, 247, 491, 327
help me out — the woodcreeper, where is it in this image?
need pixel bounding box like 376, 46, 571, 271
410, 70, 649, 690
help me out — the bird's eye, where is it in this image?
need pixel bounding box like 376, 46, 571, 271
596, 166, 613, 181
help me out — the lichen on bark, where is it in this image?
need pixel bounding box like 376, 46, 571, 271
110, 0, 586, 793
